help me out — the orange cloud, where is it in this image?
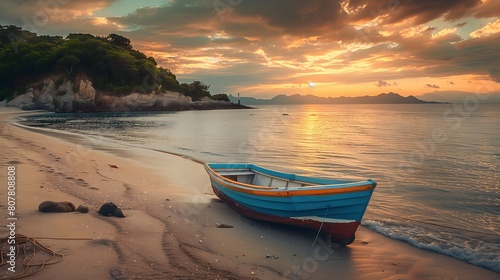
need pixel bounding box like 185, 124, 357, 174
470, 18, 500, 38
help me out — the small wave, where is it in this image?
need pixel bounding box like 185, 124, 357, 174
200, 151, 225, 157
362, 220, 500, 273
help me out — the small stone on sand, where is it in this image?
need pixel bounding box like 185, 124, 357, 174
216, 223, 234, 228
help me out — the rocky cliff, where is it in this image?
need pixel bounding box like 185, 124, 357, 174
6, 76, 247, 112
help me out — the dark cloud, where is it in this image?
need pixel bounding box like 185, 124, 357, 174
353, 31, 500, 84
220, 0, 491, 37
471, 0, 500, 18
0, 0, 118, 30
111, 0, 351, 41
349, 0, 483, 25
343, 43, 393, 63
234, 0, 347, 35
109, 1, 215, 32
179, 62, 299, 94
219, 21, 281, 40
452, 34, 500, 81
426, 84, 440, 88
376, 80, 391, 87
489, 68, 500, 83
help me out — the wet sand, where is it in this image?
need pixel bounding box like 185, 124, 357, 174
0, 108, 498, 279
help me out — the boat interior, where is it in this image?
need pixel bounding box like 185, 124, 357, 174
217, 170, 311, 189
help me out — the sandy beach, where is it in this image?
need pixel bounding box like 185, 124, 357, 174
0, 108, 498, 280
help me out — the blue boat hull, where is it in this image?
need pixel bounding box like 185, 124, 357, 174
204, 163, 377, 244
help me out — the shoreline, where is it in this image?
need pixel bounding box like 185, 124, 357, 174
0, 108, 498, 279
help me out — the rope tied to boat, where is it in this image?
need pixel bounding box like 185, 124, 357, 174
0, 233, 66, 279
291, 206, 330, 280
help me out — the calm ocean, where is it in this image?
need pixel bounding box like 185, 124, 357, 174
20, 103, 500, 272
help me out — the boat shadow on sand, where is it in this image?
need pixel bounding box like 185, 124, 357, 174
175, 198, 357, 278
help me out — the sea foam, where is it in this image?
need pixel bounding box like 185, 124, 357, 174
362, 220, 500, 273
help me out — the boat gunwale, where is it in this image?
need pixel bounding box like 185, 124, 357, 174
204, 163, 376, 197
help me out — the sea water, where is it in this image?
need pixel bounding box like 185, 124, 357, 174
19, 103, 500, 272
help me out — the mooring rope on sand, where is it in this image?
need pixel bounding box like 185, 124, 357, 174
291, 206, 330, 280
0, 234, 91, 279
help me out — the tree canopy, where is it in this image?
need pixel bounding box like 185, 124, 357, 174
0, 25, 218, 102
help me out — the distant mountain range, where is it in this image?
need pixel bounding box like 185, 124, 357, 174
229, 91, 500, 105
417, 90, 500, 103
229, 92, 439, 105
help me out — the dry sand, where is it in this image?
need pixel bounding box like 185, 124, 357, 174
0, 108, 498, 279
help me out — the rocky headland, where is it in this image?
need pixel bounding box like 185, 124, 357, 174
4, 76, 249, 113
0, 26, 249, 113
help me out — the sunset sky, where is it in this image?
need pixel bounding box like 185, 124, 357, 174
1, 0, 499, 98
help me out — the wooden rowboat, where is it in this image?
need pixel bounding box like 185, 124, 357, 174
204, 163, 377, 245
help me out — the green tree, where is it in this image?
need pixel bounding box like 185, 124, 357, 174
181, 81, 211, 101
107, 33, 132, 49
66, 33, 96, 42
56, 55, 79, 79
158, 67, 180, 92
191, 81, 211, 100
210, 93, 230, 102
0, 25, 213, 102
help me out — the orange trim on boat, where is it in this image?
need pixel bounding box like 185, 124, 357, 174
208, 170, 375, 197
